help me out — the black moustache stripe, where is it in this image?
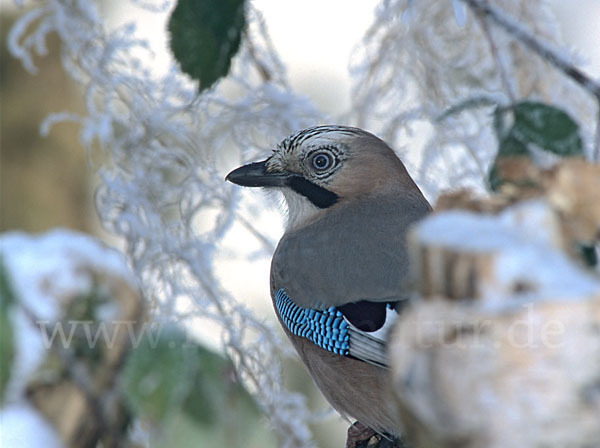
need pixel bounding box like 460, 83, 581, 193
287, 176, 338, 209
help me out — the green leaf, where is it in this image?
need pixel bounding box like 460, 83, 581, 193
168, 0, 246, 91
0, 257, 15, 309
122, 326, 258, 428
488, 102, 584, 191
181, 345, 257, 426
497, 134, 529, 157
122, 328, 203, 422
0, 258, 15, 404
579, 244, 598, 268
488, 135, 529, 191
512, 101, 583, 156
487, 162, 502, 192
493, 105, 510, 140
0, 309, 13, 404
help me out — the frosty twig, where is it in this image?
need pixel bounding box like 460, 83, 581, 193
462, 0, 600, 160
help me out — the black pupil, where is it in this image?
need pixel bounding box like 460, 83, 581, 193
313, 153, 330, 169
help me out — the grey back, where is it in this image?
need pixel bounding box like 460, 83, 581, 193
270, 192, 431, 309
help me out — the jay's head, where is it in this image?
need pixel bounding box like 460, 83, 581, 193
226, 125, 421, 228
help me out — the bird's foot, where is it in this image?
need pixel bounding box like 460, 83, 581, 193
346, 421, 377, 448
346, 421, 409, 448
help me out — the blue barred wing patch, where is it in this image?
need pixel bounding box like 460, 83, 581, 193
275, 288, 350, 355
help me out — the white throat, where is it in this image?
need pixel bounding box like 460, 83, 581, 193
281, 189, 322, 231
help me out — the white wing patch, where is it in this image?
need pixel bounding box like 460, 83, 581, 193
348, 306, 398, 368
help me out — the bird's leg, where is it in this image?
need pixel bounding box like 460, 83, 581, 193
346, 422, 411, 448
346, 421, 377, 448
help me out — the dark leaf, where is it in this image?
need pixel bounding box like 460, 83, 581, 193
122, 327, 258, 428
0, 259, 15, 404
122, 328, 207, 422
497, 134, 529, 157
487, 161, 503, 192
493, 105, 510, 141
489, 102, 583, 191
488, 135, 529, 191
512, 101, 583, 156
0, 257, 15, 309
579, 244, 598, 268
168, 0, 246, 91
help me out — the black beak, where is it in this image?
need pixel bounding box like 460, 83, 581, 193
225, 160, 290, 187
226, 159, 340, 209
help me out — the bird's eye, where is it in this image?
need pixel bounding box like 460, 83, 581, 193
311, 152, 334, 171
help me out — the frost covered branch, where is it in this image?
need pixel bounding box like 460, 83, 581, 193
473, 10, 516, 102
462, 0, 600, 99
8, 1, 324, 446
348, 0, 596, 198
462, 0, 600, 160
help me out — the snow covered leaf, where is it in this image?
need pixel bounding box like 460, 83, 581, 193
168, 0, 246, 91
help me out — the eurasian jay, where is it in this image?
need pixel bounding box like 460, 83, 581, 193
226, 125, 431, 438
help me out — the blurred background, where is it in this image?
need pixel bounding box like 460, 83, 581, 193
1, 1, 599, 446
